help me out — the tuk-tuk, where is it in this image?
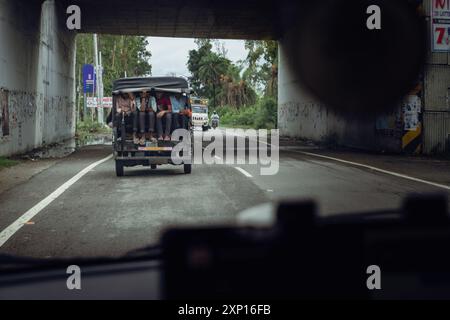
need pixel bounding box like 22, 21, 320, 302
111, 77, 193, 177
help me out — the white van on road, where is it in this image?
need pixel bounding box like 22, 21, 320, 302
191, 104, 209, 131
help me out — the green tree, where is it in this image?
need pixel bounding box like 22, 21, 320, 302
198, 52, 230, 109
75, 34, 151, 120
187, 39, 213, 96
187, 39, 256, 109
242, 40, 278, 97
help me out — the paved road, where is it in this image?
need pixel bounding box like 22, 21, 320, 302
0, 129, 447, 259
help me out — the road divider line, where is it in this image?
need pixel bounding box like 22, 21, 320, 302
235, 167, 253, 178
298, 151, 450, 191
0, 154, 113, 248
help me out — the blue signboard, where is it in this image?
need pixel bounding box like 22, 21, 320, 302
82, 64, 96, 93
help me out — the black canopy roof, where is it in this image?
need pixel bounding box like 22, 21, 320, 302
112, 77, 189, 93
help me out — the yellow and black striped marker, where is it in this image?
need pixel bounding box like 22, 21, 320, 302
402, 123, 422, 154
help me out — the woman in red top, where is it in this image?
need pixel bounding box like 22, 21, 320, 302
155, 92, 172, 141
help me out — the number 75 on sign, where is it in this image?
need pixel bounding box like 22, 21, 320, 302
433, 24, 450, 51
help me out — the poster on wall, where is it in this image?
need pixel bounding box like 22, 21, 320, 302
431, 0, 450, 52
402, 95, 421, 131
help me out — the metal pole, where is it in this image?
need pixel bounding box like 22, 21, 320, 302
92, 64, 95, 121
98, 51, 104, 124
83, 93, 87, 122
93, 34, 104, 124
76, 66, 80, 123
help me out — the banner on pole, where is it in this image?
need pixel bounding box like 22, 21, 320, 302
87, 97, 113, 108
82, 64, 96, 93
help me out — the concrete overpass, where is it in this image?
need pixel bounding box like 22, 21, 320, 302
0, 0, 448, 156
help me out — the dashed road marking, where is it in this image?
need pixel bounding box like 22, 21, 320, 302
235, 167, 253, 178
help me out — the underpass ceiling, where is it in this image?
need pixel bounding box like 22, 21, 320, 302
59, 0, 284, 39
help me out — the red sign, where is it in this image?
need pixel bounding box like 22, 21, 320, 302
87, 97, 112, 108
432, 0, 450, 51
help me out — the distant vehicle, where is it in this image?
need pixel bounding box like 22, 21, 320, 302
111, 77, 193, 176
211, 118, 218, 129
190, 97, 209, 131
211, 112, 219, 129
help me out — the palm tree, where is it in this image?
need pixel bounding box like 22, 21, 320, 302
198, 53, 228, 109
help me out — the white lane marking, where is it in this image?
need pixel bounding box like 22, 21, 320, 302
227, 130, 450, 190
0, 154, 113, 247
227, 130, 273, 148
235, 167, 253, 178
298, 151, 450, 191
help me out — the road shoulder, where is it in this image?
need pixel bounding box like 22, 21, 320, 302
284, 146, 450, 187
0, 159, 60, 195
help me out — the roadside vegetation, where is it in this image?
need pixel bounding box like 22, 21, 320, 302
0, 157, 19, 170
188, 39, 278, 130
217, 96, 277, 129
74, 35, 278, 129
76, 119, 111, 143
75, 34, 149, 139
75, 34, 152, 122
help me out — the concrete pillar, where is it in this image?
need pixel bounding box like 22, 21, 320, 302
277, 33, 398, 152
37, 0, 76, 148
0, 0, 76, 156
277, 36, 328, 141
0, 0, 40, 155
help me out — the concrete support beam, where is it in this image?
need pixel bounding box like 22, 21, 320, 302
0, 0, 76, 156
277, 36, 328, 141
277, 34, 401, 152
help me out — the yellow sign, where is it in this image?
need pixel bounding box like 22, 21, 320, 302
137, 146, 173, 151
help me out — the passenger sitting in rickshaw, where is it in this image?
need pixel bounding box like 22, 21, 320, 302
115, 92, 135, 116
170, 93, 191, 130
155, 92, 172, 141
109, 92, 135, 139
132, 91, 156, 145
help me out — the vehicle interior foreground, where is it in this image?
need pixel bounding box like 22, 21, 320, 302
1, 193, 450, 299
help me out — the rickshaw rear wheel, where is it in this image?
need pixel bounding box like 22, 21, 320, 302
184, 164, 192, 174
115, 160, 124, 177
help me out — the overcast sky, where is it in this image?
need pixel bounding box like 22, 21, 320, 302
147, 37, 248, 77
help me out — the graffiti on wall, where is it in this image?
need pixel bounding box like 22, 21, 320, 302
0, 89, 9, 137
0, 87, 74, 152
278, 100, 326, 134
375, 107, 403, 138
8, 90, 37, 130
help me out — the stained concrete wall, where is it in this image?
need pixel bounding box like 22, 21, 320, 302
277, 32, 402, 152
278, 1, 449, 155
0, 0, 76, 156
